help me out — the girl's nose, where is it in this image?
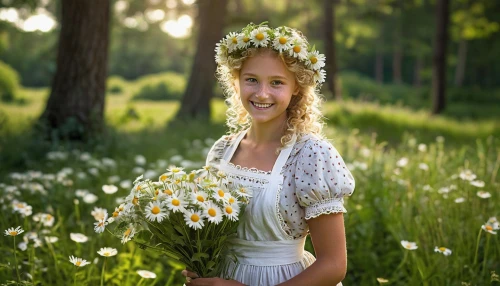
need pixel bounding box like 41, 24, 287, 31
255, 84, 270, 99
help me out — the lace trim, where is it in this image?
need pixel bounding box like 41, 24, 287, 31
276, 182, 294, 239
227, 173, 269, 187
227, 162, 272, 175
305, 199, 346, 220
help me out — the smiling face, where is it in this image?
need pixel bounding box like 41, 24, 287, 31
236, 50, 299, 127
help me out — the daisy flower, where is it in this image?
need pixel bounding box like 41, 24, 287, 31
482, 224, 497, 234
306, 50, 326, 70
91, 207, 108, 221
237, 33, 252, 49
396, 157, 408, 167
70, 233, 89, 243
419, 163, 429, 171
454, 197, 465, 203
191, 191, 208, 205
145, 201, 168, 223
215, 40, 228, 64
227, 195, 239, 205
225, 31, 240, 52
418, 144, 427, 152
69, 256, 91, 267
214, 187, 230, 202
223, 203, 240, 221
236, 186, 252, 198
250, 26, 270, 47
184, 209, 205, 230
97, 247, 118, 257
203, 201, 223, 224
434, 246, 452, 256
4, 226, 24, 236
165, 167, 186, 177
313, 69, 326, 84
477, 191, 491, 199
272, 32, 292, 53
401, 240, 418, 250
94, 212, 108, 233
102, 185, 118, 194
288, 40, 308, 60
137, 270, 157, 279
459, 169, 476, 181
165, 194, 188, 213
121, 224, 136, 244
470, 180, 485, 188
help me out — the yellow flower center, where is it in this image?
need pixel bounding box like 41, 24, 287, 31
229, 197, 235, 204
196, 195, 204, 202
218, 190, 225, 197
310, 56, 318, 64
208, 208, 216, 217
164, 189, 173, 195
255, 33, 265, 41
160, 175, 167, 181
9, 231, 18, 236
243, 36, 250, 43
439, 247, 446, 252
486, 225, 493, 231
136, 185, 142, 191
104, 252, 110, 256
113, 211, 119, 217
132, 197, 139, 205
405, 243, 411, 248
293, 46, 301, 53
225, 206, 233, 214
172, 168, 180, 173
124, 228, 132, 237
279, 37, 287, 44
232, 37, 238, 44
76, 261, 81, 266
152, 206, 161, 214
172, 199, 180, 206
46, 214, 53, 220
191, 214, 200, 222
16, 203, 24, 208
240, 188, 246, 193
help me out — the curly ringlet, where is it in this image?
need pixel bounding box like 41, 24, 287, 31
216, 47, 326, 150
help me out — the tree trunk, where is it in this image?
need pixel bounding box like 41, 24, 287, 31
38, 0, 110, 140
431, 0, 450, 115
324, 0, 341, 100
454, 37, 467, 87
375, 37, 384, 84
176, 0, 228, 120
392, 0, 402, 84
413, 56, 422, 87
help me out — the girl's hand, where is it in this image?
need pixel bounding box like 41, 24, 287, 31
181, 269, 244, 285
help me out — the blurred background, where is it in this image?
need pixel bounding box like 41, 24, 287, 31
0, 0, 499, 285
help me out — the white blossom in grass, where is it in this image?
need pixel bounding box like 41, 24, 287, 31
422, 185, 432, 192
419, 163, 429, 171
97, 247, 118, 257
145, 201, 168, 223
91, 207, 108, 221
107, 175, 120, 184
203, 201, 223, 225
482, 224, 497, 235
4, 226, 24, 236
18, 242, 27, 251
438, 187, 451, 194
418, 144, 427, 152
83, 193, 98, 204
94, 212, 108, 233
75, 189, 89, 197
88, 167, 99, 176
70, 233, 89, 243
120, 180, 132, 189
69, 256, 91, 267
459, 169, 476, 181
102, 185, 118, 194
477, 191, 491, 199
137, 270, 157, 279
454, 197, 465, 204
135, 155, 147, 165
434, 246, 452, 256
183, 209, 204, 230
376, 278, 389, 284
396, 157, 408, 168
45, 236, 58, 244
400, 240, 418, 250
133, 167, 145, 174
470, 180, 485, 188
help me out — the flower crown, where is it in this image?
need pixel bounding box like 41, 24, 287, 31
214, 22, 326, 85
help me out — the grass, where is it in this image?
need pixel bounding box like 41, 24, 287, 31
0, 82, 499, 285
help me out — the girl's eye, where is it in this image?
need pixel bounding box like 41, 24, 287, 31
246, 78, 257, 83
271, 80, 283, 86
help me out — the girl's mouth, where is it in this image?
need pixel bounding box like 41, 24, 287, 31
251, 101, 274, 109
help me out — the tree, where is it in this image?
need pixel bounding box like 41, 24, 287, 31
176, 0, 228, 120
323, 0, 341, 100
431, 0, 450, 115
38, 0, 110, 139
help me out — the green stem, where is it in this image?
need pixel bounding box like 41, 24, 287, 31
74, 267, 77, 286
165, 268, 177, 286
100, 257, 107, 286
473, 228, 483, 265
13, 236, 20, 282
137, 277, 144, 286
125, 245, 137, 286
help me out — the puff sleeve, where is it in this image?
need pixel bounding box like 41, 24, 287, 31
205, 135, 230, 168
294, 138, 355, 220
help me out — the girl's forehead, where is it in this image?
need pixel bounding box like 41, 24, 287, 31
240, 53, 291, 75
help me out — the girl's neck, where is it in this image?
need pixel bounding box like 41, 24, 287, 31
246, 119, 286, 145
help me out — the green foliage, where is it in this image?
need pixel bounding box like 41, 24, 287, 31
132, 72, 186, 101
107, 76, 127, 95
0, 60, 20, 102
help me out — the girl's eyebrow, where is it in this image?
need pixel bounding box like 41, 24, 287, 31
241, 73, 289, 80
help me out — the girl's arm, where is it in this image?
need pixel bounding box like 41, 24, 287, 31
277, 213, 347, 286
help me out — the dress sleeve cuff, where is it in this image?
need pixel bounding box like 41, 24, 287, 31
304, 198, 346, 220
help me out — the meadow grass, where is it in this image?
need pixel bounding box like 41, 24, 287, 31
0, 85, 499, 285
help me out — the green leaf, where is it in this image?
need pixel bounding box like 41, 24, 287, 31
191, 252, 209, 263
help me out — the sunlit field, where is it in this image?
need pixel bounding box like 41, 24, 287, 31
0, 83, 499, 285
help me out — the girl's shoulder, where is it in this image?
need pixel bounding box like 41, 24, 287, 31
290, 133, 336, 159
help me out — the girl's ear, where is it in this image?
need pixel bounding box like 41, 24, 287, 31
293, 82, 300, 96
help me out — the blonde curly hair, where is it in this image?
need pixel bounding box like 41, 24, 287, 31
216, 47, 326, 148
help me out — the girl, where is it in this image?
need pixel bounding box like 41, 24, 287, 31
184, 23, 355, 286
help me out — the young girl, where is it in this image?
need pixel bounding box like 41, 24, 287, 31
183, 23, 355, 286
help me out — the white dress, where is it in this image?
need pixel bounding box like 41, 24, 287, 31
206, 130, 355, 286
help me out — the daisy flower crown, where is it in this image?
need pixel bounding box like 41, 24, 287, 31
215, 22, 327, 85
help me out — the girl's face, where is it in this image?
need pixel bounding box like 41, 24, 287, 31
237, 51, 299, 127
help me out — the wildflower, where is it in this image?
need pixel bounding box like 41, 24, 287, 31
250, 26, 270, 47
137, 270, 157, 279
191, 191, 208, 205
223, 203, 240, 221
165, 194, 188, 213
45, 236, 58, 243
102, 185, 118, 194
470, 180, 485, 188
272, 31, 292, 53
225, 31, 240, 52
481, 224, 497, 235
459, 170, 476, 181
434, 246, 452, 256
94, 212, 108, 233
4, 226, 24, 236
145, 201, 168, 223
419, 163, 429, 171
184, 209, 204, 230
396, 157, 408, 168
438, 187, 450, 194
18, 242, 27, 251
135, 155, 147, 165
165, 167, 186, 177
377, 278, 389, 283
418, 144, 427, 152
203, 201, 223, 224
477, 191, 491, 199
69, 256, 91, 267
70, 233, 89, 243
400, 240, 418, 250
121, 224, 136, 244
83, 193, 98, 204
306, 50, 326, 71
454, 197, 465, 203
214, 187, 230, 202
91, 207, 108, 221
97, 247, 118, 257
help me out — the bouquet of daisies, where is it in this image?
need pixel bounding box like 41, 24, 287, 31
94, 166, 251, 278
